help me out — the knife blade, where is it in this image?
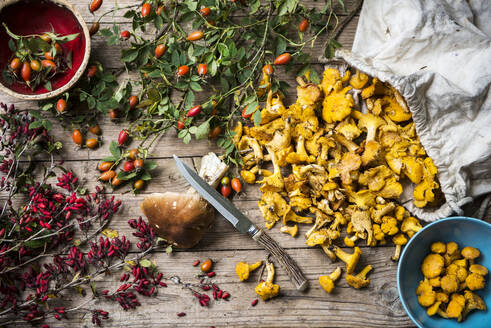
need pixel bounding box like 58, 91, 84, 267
173, 155, 308, 291
173, 155, 258, 235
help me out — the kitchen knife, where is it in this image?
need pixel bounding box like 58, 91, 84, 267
173, 155, 308, 291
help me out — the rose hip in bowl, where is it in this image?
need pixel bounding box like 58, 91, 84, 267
0, 0, 90, 100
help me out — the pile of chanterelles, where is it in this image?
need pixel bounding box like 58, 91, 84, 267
234, 68, 441, 271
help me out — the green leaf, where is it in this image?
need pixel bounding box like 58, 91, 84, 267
139, 259, 152, 267
165, 245, 173, 254
209, 60, 217, 77
8, 39, 15, 51
337, 0, 346, 12
122, 48, 139, 63
185, 0, 198, 11
245, 101, 258, 115
184, 91, 194, 109
87, 96, 96, 109
90, 281, 98, 297
218, 43, 229, 58
109, 141, 121, 159
117, 171, 137, 181
310, 69, 321, 84
250, 0, 261, 14
29, 110, 42, 119
124, 10, 135, 18
40, 103, 53, 111
220, 77, 229, 92
195, 121, 210, 140
56, 33, 80, 42
42, 120, 52, 131
275, 37, 287, 57
140, 171, 151, 181
29, 121, 44, 129
253, 108, 261, 126
325, 43, 335, 59
44, 81, 52, 91
144, 160, 157, 170
2, 71, 13, 85
331, 39, 342, 48
189, 81, 202, 92
99, 29, 113, 37
171, 50, 180, 67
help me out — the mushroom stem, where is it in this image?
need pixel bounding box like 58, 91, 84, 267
296, 76, 306, 87
321, 244, 337, 262
333, 246, 362, 274
266, 262, 275, 283
392, 244, 402, 262
196, 152, 229, 188
334, 134, 359, 152
358, 264, 372, 278
329, 266, 342, 281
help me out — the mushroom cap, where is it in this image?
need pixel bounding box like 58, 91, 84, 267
319, 275, 335, 293
141, 192, 214, 248
236, 262, 251, 281
430, 241, 446, 254
346, 274, 370, 289
446, 294, 465, 318
466, 273, 485, 291
469, 264, 488, 276
421, 253, 444, 278
461, 246, 480, 260
440, 274, 459, 294
255, 281, 280, 301
417, 291, 436, 307
445, 242, 459, 254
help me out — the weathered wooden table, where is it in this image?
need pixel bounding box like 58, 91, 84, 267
3, 1, 489, 327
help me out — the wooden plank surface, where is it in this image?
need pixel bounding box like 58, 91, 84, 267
4, 1, 485, 328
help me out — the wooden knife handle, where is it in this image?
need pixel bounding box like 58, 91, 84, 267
252, 229, 308, 291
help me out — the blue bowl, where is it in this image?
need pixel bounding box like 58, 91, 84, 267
397, 216, 491, 328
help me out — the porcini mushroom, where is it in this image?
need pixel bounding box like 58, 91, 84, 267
141, 153, 228, 248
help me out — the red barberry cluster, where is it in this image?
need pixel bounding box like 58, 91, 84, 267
128, 217, 156, 250
56, 171, 78, 191
91, 309, 109, 326
87, 236, 130, 266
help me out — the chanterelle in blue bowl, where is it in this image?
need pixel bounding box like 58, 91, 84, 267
397, 216, 490, 328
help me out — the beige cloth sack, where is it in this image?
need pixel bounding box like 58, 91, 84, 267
331, 0, 491, 221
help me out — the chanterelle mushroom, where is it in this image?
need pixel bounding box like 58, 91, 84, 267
319, 267, 342, 293
322, 81, 354, 124
346, 264, 373, 289
141, 153, 228, 248
255, 262, 280, 301
236, 261, 262, 281
350, 210, 373, 246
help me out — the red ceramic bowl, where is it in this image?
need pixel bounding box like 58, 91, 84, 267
0, 0, 90, 100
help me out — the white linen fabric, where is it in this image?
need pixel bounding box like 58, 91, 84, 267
335, 0, 491, 221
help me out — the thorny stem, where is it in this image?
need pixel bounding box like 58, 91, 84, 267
321, 0, 363, 60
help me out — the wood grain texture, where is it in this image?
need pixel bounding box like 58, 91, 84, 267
0, 1, 422, 327
16, 248, 412, 328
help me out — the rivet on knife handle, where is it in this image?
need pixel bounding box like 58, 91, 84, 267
252, 229, 308, 291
